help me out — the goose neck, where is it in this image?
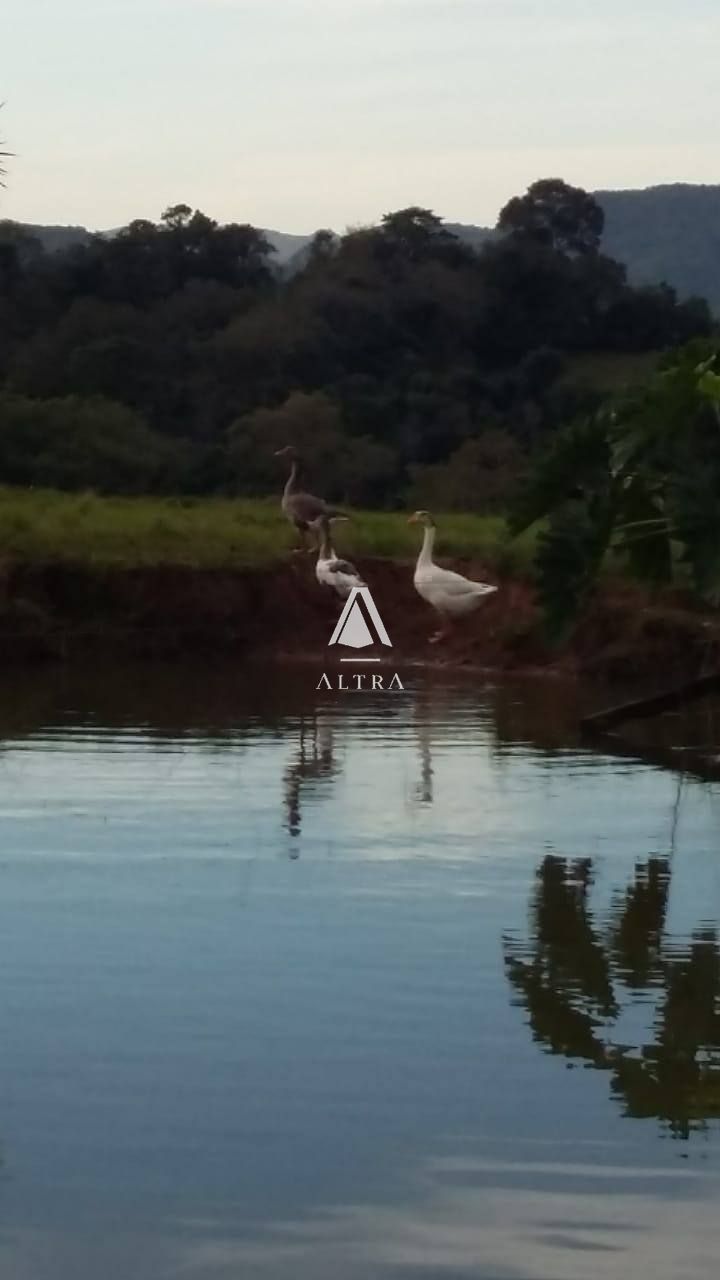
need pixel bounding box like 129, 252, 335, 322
284, 458, 299, 496
318, 523, 333, 559
417, 523, 436, 567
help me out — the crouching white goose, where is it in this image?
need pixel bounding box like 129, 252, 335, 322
408, 510, 497, 644
313, 515, 365, 600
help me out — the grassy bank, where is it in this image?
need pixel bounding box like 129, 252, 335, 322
0, 488, 717, 683
0, 488, 538, 574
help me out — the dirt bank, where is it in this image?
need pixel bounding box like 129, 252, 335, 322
0, 555, 718, 683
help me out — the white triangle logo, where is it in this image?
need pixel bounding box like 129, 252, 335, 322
328, 586, 392, 649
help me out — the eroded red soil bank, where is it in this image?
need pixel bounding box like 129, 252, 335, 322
0, 555, 718, 684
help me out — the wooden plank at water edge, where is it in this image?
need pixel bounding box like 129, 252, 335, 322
580, 673, 720, 733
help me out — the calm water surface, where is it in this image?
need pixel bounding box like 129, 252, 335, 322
0, 662, 719, 1279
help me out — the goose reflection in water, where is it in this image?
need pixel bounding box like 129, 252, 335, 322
505, 855, 720, 1139
283, 719, 339, 852
415, 719, 434, 805
411, 687, 443, 807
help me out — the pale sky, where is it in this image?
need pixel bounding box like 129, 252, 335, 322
3, 0, 720, 233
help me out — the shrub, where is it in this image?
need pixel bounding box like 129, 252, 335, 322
0, 392, 179, 492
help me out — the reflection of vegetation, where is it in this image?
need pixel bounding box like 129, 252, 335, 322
505, 856, 720, 1138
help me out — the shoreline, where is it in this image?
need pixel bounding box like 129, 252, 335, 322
0, 555, 717, 688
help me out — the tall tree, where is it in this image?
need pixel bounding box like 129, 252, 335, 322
498, 178, 604, 256
378, 207, 471, 265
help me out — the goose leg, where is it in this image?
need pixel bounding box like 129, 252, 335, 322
304, 523, 319, 554
292, 524, 310, 554
429, 615, 453, 645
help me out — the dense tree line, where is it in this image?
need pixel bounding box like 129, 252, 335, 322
0, 181, 713, 505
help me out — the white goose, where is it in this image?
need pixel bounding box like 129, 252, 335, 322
313, 515, 365, 601
408, 510, 497, 643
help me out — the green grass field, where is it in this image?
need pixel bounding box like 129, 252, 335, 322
0, 489, 537, 574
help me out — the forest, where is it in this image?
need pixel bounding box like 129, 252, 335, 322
0, 179, 713, 510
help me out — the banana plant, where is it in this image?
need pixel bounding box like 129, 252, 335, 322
511, 350, 720, 635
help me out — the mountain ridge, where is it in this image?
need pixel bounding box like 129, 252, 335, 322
9, 182, 720, 310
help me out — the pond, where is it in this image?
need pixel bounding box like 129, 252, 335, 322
0, 661, 718, 1279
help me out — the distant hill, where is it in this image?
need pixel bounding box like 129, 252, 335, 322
598, 184, 720, 311
263, 228, 316, 262
445, 221, 495, 252
14, 222, 309, 261
18, 223, 93, 253
451, 186, 720, 312
16, 222, 313, 267
15, 183, 720, 311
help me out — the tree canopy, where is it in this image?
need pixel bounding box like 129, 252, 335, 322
498, 178, 605, 256
0, 179, 714, 501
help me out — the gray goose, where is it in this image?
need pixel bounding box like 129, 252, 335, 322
275, 445, 346, 551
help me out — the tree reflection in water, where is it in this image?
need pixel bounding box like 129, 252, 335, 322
505, 855, 720, 1138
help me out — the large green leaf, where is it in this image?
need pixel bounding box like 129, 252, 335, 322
515, 347, 720, 631
510, 413, 610, 536
672, 464, 720, 605
613, 477, 672, 585
535, 496, 615, 641
698, 369, 720, 412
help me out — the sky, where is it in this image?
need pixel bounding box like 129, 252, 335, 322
3, 0, 720, 233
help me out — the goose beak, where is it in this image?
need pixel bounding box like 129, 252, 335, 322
407, 514, 418, 525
